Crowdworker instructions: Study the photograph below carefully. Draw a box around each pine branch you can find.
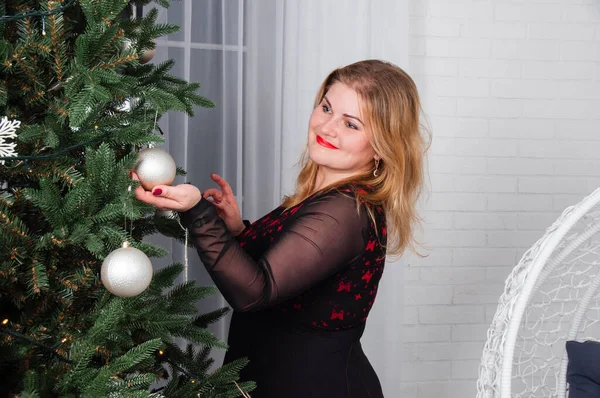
[46,1,67,81]
[0,130,112,161]
[0,205,30,240]
[95,54,138,71]
[192,307,230,329]
[27,260,49,295]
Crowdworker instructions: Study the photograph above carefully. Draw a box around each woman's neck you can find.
[313,167,355,192]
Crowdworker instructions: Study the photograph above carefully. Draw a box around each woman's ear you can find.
[374,154,381,161]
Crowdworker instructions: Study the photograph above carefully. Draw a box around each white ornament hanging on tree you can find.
[139,41,156,64]
[101,241,153,297]
[139,47,156,64]
[0,117,20,165]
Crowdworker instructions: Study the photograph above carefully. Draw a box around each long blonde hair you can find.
[281,59,430,257]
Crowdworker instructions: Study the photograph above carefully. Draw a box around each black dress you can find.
[181,185,387,398]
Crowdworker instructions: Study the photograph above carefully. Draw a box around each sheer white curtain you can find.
[153,0,409,393]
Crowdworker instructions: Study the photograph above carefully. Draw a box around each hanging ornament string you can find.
[173,216,189,284]
[153,112,188,283]
[145,110,188,283]
[126,185,133,237]
[234,381,251,398]
[153,111,159,138]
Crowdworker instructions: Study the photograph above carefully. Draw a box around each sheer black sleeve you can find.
[180,191,368,312]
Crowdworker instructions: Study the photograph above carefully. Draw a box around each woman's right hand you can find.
[203,173,246,236]
[131,171,202,212]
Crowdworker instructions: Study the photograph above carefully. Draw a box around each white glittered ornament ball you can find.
[101,242,153,297]
[134,148,177,191]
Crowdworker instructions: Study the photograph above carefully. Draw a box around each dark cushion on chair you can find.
[567,340,600,398]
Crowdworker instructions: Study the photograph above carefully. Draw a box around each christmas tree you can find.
[0,0,253,396]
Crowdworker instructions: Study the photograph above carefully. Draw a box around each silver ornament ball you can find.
[101,242,153,297]
[134,148,177,191]
[140,47,156,64]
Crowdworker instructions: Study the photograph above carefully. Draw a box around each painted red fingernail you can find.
[214,199,221,204]
[153,188,162,196]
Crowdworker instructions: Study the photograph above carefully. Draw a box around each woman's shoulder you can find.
[328,184,387,226]
[301,184,375,219]
[283,183,382,222]
[329,183,382,211]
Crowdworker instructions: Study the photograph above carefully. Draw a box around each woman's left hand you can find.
[132,171,202,212]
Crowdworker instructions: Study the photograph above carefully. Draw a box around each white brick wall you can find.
[406,1,600,396]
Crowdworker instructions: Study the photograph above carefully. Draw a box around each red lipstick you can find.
[316,135,338,150]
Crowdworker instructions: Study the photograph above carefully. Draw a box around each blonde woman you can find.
[134,59,428,398]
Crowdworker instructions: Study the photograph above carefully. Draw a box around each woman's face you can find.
[307,82,378,181]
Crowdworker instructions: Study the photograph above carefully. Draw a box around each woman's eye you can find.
[346,122,357,130]
[322,105,331,113]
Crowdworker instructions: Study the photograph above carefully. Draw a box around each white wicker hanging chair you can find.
[477,187,600,398]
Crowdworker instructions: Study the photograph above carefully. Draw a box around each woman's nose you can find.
[320,116,339,137]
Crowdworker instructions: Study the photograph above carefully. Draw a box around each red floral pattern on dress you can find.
[236,185,386,331]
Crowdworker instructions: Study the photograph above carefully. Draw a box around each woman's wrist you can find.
[231,221,247,236]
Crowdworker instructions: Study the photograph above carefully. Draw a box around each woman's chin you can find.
[308,153,329,168]
[308,144,331,163]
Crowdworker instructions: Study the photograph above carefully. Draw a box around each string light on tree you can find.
[100,241,153,297]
